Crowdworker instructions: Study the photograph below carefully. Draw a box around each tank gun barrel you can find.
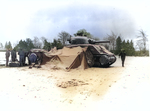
[88,40,110,44]
[94,41,110,44]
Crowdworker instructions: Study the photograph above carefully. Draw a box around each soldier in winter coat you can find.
[5,49,10,66]
[11,49,16,62]
[18,48,25,66]
[119,49,126,67]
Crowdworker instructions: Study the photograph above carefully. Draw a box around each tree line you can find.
[105,29,149,56]
[1,29,149,56]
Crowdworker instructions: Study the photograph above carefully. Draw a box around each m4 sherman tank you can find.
[67,36,116,67]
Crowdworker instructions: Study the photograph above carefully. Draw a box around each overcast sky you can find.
[0,0,150,47]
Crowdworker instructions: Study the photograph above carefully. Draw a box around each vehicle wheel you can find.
[85,49,94,67]
[99,55,109,67]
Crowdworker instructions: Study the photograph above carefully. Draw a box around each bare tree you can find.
[105,31,117,51]
[58,31,70,45]
[137,29,148,52]
[40,36,47,47]
[40,36,47,43]
[0,43,3,49]
[33,36,42,48]
[136,40,143,51]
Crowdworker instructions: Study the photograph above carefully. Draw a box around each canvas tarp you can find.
[42,46,89,71]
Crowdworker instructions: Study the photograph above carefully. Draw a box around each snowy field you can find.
[0,56,150,111]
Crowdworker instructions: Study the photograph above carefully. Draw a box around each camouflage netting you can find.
[31,47,89,71]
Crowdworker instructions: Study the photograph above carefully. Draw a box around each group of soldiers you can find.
[5,48,27,67]
[5,48,43,68]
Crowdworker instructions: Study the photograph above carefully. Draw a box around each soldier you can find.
[119,49,126,67]
[28,51,43,69]
[18,48,25,66]
[11,49,16,62]
[5,49,10,66]
[28,52,37,68]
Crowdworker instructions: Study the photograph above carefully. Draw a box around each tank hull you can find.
[66,44,116,67]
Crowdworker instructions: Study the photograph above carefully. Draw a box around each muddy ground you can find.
[0,56,150,111]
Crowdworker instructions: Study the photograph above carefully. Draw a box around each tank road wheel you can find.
[99,55,109,67]
[85,49,94,67]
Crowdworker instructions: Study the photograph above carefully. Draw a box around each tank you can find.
[67,36,116,67]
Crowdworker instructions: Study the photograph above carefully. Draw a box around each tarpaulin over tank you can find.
[31,46,89,71]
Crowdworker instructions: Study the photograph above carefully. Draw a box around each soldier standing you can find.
[18,48,25,66]
[119,49,126,67]
[5,49,10,66]
[11,49,16,62]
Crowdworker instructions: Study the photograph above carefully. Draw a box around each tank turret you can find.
[67,36,110,44]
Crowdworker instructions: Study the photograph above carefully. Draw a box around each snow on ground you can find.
[0,56,150,111]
